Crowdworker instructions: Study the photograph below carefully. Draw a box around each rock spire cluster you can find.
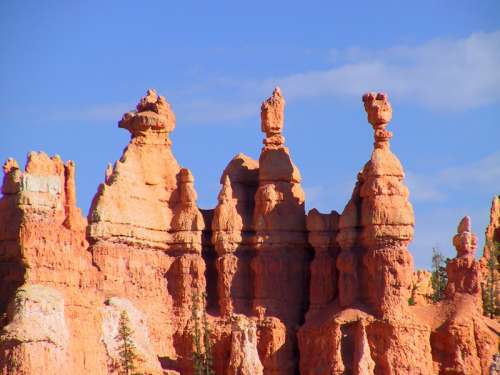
[0,88,498,375]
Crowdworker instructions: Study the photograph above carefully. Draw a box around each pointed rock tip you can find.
[458,216,472,233]
[179,167,194,183]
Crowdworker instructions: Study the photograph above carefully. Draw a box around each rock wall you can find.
[0,88,498,374]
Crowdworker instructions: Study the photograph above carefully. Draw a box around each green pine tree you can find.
[191,293,204,375]
[431,247,448,302]
[483,240,499,318]
[201,292,214,375]
[116,310,142,375]
[190,291,214,375]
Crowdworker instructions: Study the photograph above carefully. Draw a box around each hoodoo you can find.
[0,88,498,375]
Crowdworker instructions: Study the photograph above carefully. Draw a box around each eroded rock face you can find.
[88,89,182,248]
[306,208,340,315]
[227,315,263,375]
[101,297,163,375]
[0,285,69,375]
[481,196,500,311]
[250,88,311,374]
[0,88,498,375]
[299,93,498,375]
[484,195,500,260]
[411,270,433,305]
[430,217,498,375]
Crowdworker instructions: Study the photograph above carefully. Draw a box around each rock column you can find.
[251,88,310,374]
[359,92,414,318]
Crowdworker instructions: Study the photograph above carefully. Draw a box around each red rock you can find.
[227,315,263,375]
[411,270,433,305]
[306,208,340,314]
[0,88,498,375]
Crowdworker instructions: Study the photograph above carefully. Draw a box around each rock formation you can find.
[431,216,498,374]
[250,87,310,374]
[411,270,433,305]
[227,315,263,375]
[481,195,500,314]
[484,195,500,261]
[0,88,498,375]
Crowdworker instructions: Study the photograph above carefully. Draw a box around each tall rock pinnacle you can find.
[251,88,310,373]
[88,89,184,248]
[261,87,286,149]
[335,92,415,316]
[360,92,414,317]
[360,92,414,248]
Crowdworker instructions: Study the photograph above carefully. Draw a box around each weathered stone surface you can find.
[0,285,69,375]
[299,93,498,375]
[411,270,433,305]
[88,89,184,249]
[227,315,263,375]
[1,88,498,375]
[250,88,310,373]
[101,297,163,375]
[306,208,340,314]
[484,195,500,259]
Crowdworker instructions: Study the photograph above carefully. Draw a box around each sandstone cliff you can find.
[0,89,498,374]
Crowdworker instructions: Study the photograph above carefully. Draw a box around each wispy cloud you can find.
[439,151,500,186]
[407,151,500,202]
[406,172,445,202]
[273,31,500,110]
[45,30,500,124]
[191,30,500,122]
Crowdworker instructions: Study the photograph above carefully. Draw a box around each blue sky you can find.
[1,1,499,269]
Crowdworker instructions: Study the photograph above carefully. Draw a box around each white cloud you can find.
[45,30,500,124]
[274,31,500,110]
[406,151,500,202]
[406,172,445,202]
[184,30,500,122]
[440,151,500,187]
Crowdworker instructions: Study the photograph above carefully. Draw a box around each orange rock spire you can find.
[362,92,393,149]
[1,87,498,375]
[260,87,285,148]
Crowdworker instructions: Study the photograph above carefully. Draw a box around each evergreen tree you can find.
[191,293,204,375]
[201,292,214,375]
[190,291,214,375]
[483,240,499,318]
[431,247,448,302]
[116,310,142,375]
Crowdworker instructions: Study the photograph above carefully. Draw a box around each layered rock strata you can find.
[0,88,498,375]
[0,152,106,375]
[431,216,498,374]
[88,89,206,373]
[250,88,311,374]
[298,93,498,375]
